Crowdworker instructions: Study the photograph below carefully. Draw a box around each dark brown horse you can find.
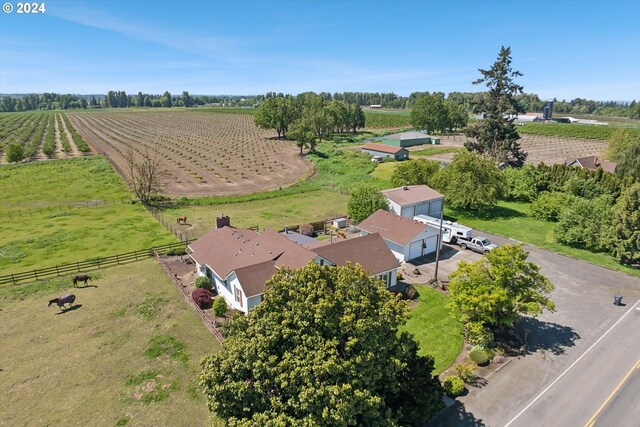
[48,294,76,310]
[177,216,187,224]
[73,274,91,287]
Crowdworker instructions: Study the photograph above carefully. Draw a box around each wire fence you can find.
[2,197,131,218]
[0,240,191,286]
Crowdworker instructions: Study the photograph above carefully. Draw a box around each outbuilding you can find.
[361,143,409,160]
[380,131,439,147]
[357,210,442,262]
[382,185,444,219]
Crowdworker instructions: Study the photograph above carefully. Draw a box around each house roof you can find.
[281,230,318,246]
[383,131,431,140]
[357,210,433,246]
[361,143,406,154]
[382,185,444,206]
[188,227,316,278]
[565,156,617,173]
[233,260,278,297]
[313,233,400,275]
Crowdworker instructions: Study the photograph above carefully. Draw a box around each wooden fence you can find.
[0,240,191,286]
[154,249,224,343]
[280,215,349,234]
[4,198,130,218]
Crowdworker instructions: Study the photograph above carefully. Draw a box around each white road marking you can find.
[503,297,640,427]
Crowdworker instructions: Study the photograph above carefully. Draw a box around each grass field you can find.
[0,157,175,273]
[369,162,398,182]
[410,146,460,156]
[401,286,463,374]
[447,201,640,278]
[0,259,221,427]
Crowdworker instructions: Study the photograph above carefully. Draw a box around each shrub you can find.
[402,284,418,300]
[166,247,187,256]
[555,195,615,251]
[455,361,477,383]
[213,297,228,317]
[396,272,404,281]
[443,375,465,397]
[298,223,315,237]
[465,321,494,347]
[500,165,538,202]
[530,192,573,222]
[192,288,213,309]
[5,143,25,163]
[195,276,213,291]
[469,349,490,366]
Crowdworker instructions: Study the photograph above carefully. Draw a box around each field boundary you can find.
[0,240,190,286]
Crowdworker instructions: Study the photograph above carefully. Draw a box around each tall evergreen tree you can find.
[464,46,528,166]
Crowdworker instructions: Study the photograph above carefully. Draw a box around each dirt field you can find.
[67,110,313,197]
[409,133,607,165]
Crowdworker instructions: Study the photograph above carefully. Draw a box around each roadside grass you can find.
[400,285,463,374]
[0,157,175,272]
[410,146,460,156]
[163,190,349,239]
[0,259,221,427]
[447,201,640,278]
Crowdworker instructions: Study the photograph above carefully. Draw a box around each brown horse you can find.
[177,216,187,224]
[73,274,91,287]
[48,294,76,310]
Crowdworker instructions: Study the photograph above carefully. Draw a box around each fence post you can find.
[12,274,16,285]
[116,253,120,265]
[76,261,80,272]
[56,265,60,276]
[34,269,38,281]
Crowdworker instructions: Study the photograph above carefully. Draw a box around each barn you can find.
[361,143,409,160]
[380,131,440,147]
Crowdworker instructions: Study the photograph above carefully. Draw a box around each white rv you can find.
[413,215,473,244]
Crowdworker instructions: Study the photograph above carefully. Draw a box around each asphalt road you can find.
[593,360,640,427]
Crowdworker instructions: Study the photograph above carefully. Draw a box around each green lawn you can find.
[163,190,349,240]
[0,157,175,273]
[410,146,460,156]
[369,162,398,183]
[447,201,640,278]
[400,286,463,374]
[0,259,221,427]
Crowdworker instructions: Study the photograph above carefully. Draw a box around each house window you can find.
[379,272,391,287]
[234,286,243,307]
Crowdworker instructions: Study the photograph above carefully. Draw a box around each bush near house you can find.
[192,288,213,309]
[195,276,213,291]
[212,298,228,317]
[469,348,491,366]
[443,375,465,397]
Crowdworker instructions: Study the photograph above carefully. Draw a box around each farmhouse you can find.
[380,131,440,147]
[357,210,442,262]
[565,155,617,173]
[189,221,400,313]
[361,143,409,160]
[382,185,444,218]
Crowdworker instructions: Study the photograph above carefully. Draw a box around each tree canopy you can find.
[434,149,501,211]
[347,184,389,222]
[391,158,441,188]
[447,244,555,345]
[612,183,640,265]
[464,46,528,167]
[200,263,444,426]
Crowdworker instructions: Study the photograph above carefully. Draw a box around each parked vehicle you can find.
[414,215,473,244]
[371,156,384,163]
[458,236,497,254]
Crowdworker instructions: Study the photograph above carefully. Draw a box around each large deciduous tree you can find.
[254,96,298,139]
[124,148,169,206]
[200,263,444,426]
[464,46,528,167]
[448,244,555,345]
[410,94,448,134]
[611,183,640,265]
[391,158,441,187]
[433,149,501,211]
[347,183,389,222]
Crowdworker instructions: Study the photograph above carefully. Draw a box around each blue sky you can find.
[1,0,638,100]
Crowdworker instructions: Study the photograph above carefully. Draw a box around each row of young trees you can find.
[253,93,366,153]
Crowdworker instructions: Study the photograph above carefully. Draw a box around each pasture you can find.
[0,157,175,273]
[67,109,312,197]
[0,259,221,427]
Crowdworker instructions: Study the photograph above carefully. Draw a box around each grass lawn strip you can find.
[0,259,221,427]
[400,285,463,374]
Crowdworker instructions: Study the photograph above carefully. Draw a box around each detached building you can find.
[361,143,409,160]
[565,156,617,173]
[380,131,440,147]
[382,185,444,218]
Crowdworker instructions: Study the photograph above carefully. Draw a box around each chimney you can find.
[216,213,230,229]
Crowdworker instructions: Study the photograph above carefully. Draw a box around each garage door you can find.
[409,241,423,260]
[423,236,438,255]
[401,206,414,218]
[416,202,430,216]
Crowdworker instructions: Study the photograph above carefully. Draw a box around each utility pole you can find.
[434,207,444,283]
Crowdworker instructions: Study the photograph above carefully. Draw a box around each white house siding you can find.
[246,294,263,311]
[394,199,443,219]
[227,273,247,313]
[388,200,402,216]
[375,269,397,288]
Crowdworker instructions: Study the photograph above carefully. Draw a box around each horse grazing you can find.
[177,216,187,224]
[48,294,76,310]
[72,274,92,287]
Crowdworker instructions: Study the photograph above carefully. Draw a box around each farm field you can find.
[400,285,463,374]
[0,259,221,427]
[67,109,313,197]
[519,122,640,140]
[0,111,92,164]
[0,157,175,273]
[162,190,350,240]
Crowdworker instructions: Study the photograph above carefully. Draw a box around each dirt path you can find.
[53,114,65,159]
[57,113,81,157]
[33,117,49,160]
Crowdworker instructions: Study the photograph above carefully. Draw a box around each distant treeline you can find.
[2,90,639,119]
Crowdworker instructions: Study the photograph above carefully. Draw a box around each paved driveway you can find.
[408,233,640,427]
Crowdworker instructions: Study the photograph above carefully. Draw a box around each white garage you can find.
[383,185,444,219]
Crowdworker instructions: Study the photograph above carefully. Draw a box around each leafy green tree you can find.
[391,159,441,187]
[347,184,389,222]
[446,101,469,132]
[302,94,331,142]
[616,138,640,180]
[555,195,614,251]
[448,244,555,345]
[605,129,633,162]
[200,263,444,426]
[530,192,575,222]
[434,150,501,211]
[254,96,298,139]
[410,94,448,134]
[350,104,366,132]
[288,118,316,154]
[464,46,528,166]
[500,165,538,201]
[5,143,25,163]
[611,183,640,265]
[160,91,172,108]
[182,91,193,107]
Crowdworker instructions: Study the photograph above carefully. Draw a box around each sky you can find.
[1,0,639,100]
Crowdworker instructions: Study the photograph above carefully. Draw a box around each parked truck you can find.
[458,236,497,254]
[413,215,473,244]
